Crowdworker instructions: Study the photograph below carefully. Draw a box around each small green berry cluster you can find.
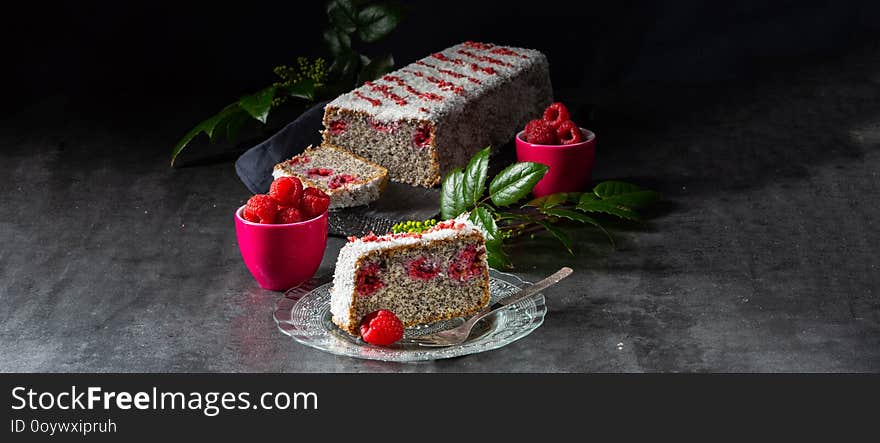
[272,57,328,107]
[391,219,438,234]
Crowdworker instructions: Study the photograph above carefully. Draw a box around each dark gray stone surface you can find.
[2,47,879,373]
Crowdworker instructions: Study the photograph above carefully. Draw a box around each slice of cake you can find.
[273,144,388,209]
[330,218,491,335]
[322,41,553,187]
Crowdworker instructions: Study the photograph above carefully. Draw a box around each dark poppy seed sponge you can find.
[330,218,491,336]
[321,41,553,187]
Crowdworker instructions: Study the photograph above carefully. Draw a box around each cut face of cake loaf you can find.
[330,218,491,335]
[322,41,553,187]
[273,144,388,209]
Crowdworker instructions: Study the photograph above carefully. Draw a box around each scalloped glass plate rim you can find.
[273,269,547,362]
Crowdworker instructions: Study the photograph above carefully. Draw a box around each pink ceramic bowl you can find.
[234,206,328,291]
[515,128,596,197]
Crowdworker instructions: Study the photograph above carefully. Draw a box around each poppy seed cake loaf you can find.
[322,41,553,187]
[272,144,388,209]
[330,218,490,335]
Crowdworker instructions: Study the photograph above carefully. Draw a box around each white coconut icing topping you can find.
[326,41,547,123]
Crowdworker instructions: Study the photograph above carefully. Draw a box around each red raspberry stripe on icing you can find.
[382,75,444,102]
[431,52,464,65]
[353,91,382,106]
[415,61,481,84]
[402,70,466,96]
[463,41,494,50]
[431,53,498,75]
[490,47,528,58]
[456,49,514,67]
[364,81,408,106]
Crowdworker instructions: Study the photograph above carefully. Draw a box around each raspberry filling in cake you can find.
[330,218,491,335]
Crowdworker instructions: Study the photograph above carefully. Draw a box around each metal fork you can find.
[410,267,573,347]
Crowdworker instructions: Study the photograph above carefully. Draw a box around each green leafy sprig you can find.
[170,0,403,166]
[324,0,401,90]
[439,147,662,269]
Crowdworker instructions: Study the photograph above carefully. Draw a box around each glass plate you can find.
[273,270,547,362]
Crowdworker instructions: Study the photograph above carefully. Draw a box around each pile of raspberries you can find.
[522,102,586,145]
[241,177,330,224]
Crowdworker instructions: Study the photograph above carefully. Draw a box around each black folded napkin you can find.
[235,101,441,237]
[235,101,329,195]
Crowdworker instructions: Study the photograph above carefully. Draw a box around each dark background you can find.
[6,1,880,134]
[2,1,879,373]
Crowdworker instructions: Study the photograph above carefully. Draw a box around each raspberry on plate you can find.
[359,309,404,346]
[276,207,304,224]
[542,102,570,129]
[269,176,303,208]
[301,187,331,219]
[524,119,559,145]
[556,120,585,144]
[243,194,278,224]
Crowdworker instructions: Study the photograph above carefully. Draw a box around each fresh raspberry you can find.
[329,119,347,135]
[359,310,404,346]
[413,124,432,148]
[328,174,357,189]
[556,120,585,145]
[307,168,333,177]
[355,262,384,298]
[524,119,558,145]
[241,207,260,223]
[276,207,303,224]
[407,256,441,280]
[243,194,278,224]
[300,187,330,219]
[448,244,483,282]
[542,102,570,129]
[269,176,304,208]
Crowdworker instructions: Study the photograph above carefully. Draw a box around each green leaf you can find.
[524,192,582,209]
[238,86,276,123]
[323,28,352,56]
[545,208,615,246]
[489,162,549,207]
[356,53,395,85]
[356,4,402,43]
[222,110,250,142]
[286,78,317,101]
[327,0,357,33]
[577,195,641,221]
[494,211,528,222]
[593,181,643,198]
[170,104,238,166]
[462,147,490,207]
[602,191,662,209]
[579,193,598,203]
[592,180,661,209]
[485,241,512,270]
[541,208,596,224]
[329,51,360,79]
[468,206,500,246]
[535,220,573,254]
[440,168,467,220]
